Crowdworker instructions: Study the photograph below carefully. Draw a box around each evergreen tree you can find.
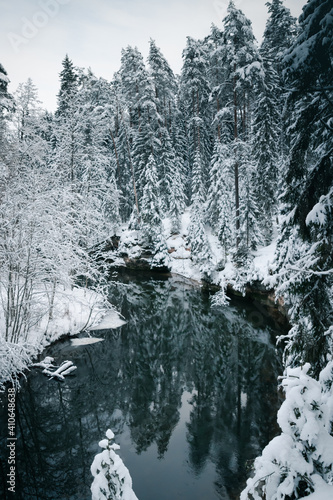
[120,46,161,199]
[261,0,298,77]
[120,46,157,132]
[91,429,138,500]
[56,54,78,116]
[180,36,212,197]
[207,23,226,142]
[77,71,121,241]
[253,0,298,241]
[206,141,234,263]
[53,66,121,248]
[132,115,161,198]
[241,362,333,500]
[148,39,178,131]
[188,201,213,280]
[252,59,280,242]
[239,143,263,252]
[157,127,183,213]
[188,147,212,278]
[169,155,186,234]
[0,63,13,114]
[140,154,170,269]
[170,99,190,200]
[220,0,263,248]
[109,73,138,221]
[275,0,333,375]
[191,147,206,207]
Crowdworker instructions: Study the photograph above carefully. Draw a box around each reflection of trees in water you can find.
[118,278,187,457]
[183,296,281,499]
[0,275,281,499]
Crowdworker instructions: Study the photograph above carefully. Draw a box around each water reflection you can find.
[0,273,282,500]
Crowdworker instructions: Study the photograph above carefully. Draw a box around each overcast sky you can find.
[1,0,304,111]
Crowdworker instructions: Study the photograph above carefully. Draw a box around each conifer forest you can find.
[0,0,333,498]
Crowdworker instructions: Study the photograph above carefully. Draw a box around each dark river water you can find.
[0,272,283,500]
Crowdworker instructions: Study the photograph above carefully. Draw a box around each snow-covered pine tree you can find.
[140,154,170,269]
[0,63,13,115]
[109,73,139,222]
[91,429,138,500]
[148,39,178,131]
[261,0,298,82]
[252,0,298,242]
[179,36,212,201]
[275,0,333,375]
[120,46,153,131]
[207,23,226,143]
[260,0,298,136]
[170,98,190,201]
[252,58,280,243]
[239,142,264,253]
[191,147,206,207]
[147,40,186,217]
[75,70,121,244]
[187,147,213,278]
[120,46,161,199]
[188,200,213,280]
[241,363,333,500]
[56,54,78,117]
[132,115,161,200]
[220,0,263,249]
[169,161,186,234]
[53,64,121,248]
[206,140,233,262]
[158,126,185,216]
[52,55,82,187]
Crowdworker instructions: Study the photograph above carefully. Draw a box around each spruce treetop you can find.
[56,54,78,116]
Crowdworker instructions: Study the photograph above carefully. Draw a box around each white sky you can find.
[1,0,304,111]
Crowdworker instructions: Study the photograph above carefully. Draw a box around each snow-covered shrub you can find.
[91,429,138,500]
[0,338,34,391]
[211,276,230,307]
[241,362,333,500]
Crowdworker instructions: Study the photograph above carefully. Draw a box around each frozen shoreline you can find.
[0,286,123,391]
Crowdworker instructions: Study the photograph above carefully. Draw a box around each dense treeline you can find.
[0,0,332,496]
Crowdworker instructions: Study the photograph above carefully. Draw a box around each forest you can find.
[0,0,332,498]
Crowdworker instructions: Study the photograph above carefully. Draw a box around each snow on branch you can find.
[32,357,77,381]
[91,429,138,500]
[285,266,333,277]
[241,362,333,500]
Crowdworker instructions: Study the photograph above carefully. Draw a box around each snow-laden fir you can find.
[91,429,138,500]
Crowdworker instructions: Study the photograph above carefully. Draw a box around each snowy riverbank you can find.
[0,286,121,390]
[107,211,278,300]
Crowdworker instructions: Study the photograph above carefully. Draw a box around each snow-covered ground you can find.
[114,212,278,294]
